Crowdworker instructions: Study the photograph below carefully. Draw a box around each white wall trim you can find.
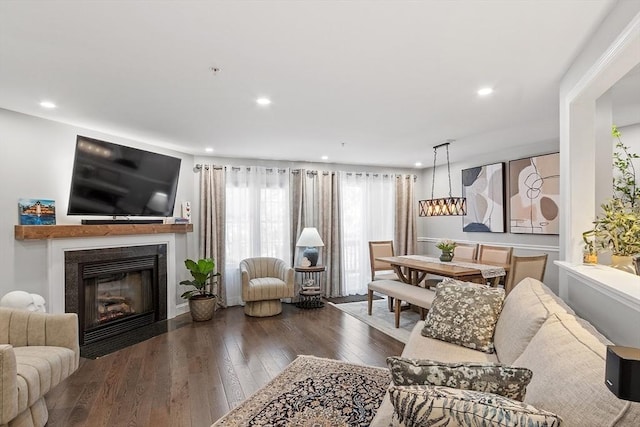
[176,302,190,316]
[567,12,640,103]
[556,261,640,312]
[418,237,559,253]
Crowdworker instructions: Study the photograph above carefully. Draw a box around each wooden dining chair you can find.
[453,243,478,261]
[478,245,513,265]
[505,254,549,295]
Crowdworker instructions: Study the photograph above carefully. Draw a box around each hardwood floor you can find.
[46,302,405,427]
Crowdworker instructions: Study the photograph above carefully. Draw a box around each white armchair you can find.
[240,257,295,317]
[0,308,79,427]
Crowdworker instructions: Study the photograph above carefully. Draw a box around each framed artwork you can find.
[18,198,56,225]
[509,153,560,234]
[462,162,505,232]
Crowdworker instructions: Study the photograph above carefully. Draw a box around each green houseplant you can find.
[436,239,457,262]
[584,126,640,273]
[180,258,220,321]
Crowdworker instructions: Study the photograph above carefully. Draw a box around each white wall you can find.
[558,2,640,347]
[0,108,198,307]
[417,139,561,292]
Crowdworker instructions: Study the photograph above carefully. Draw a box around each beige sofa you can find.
[370,278,640,426]
[0,308,79,427]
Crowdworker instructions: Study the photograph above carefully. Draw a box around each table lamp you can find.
[296,227,324,266]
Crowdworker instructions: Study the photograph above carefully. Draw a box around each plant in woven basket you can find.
[180,258,220,321]
[180,258,219,299]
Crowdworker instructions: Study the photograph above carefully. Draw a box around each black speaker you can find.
[605,345,640,402]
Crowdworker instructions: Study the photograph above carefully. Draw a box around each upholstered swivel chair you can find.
[240,257,295,317]
[505,254,548,295]
[0,308,79,427]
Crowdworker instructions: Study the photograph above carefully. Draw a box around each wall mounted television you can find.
[67,135,181,218]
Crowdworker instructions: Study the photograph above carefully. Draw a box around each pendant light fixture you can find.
[419,140,467,216]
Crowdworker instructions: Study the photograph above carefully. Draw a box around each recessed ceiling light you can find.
[415,162,422,167]
[477,87,494,96]
[205,147,214,153]
[39,100,57,109]
[256,97,271,106]
[321,155,329,160]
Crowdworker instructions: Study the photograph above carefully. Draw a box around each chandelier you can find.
[419,140,467,217]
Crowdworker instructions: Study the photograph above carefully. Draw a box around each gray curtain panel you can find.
[198,165,227,307]
[294,170,343,297]
[395,174,417,256]
[290,169,306,267]
[317,171,343,298]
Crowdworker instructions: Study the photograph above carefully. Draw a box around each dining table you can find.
[375,255,510,287]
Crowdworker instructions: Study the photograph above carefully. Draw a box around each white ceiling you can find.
[0,0,619,168]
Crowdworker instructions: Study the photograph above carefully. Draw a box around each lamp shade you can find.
[296,227,325,247]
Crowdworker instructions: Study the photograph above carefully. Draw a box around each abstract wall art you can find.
[509,153,560,234]
[462,162,505,232]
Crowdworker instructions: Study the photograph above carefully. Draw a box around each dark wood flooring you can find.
[46,302,405,427]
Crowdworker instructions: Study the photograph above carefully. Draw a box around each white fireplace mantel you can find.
[48,234,178,319]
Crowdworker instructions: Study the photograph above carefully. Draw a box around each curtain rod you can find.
[196,165,416,180]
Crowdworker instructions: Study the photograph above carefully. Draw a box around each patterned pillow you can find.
[389,385,562,427]
[421,281,505,353]
[386,357,533,401]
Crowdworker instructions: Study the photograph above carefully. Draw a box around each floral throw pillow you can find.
[386,357,533,401]
[389,385,562,427]
[421,281,505,353]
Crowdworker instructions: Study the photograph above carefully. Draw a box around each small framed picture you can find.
[18,198,56,225]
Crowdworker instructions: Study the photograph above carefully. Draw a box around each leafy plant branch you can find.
[612,125,639,207]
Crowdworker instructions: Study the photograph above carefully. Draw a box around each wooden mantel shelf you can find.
[15,223,193,240]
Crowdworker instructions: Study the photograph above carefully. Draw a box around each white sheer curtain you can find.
[340,172,395,295]
[224,166,291,306]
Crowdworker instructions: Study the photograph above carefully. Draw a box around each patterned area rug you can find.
[212,355,391,426]
[329,299,420,344]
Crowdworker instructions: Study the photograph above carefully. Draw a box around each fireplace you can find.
[65,244,168,346]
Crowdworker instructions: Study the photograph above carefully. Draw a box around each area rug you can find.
[325,294,381,304]
[212,355,391,426]
[328,298,420,344]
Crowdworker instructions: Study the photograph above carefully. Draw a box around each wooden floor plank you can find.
[46,302,405,426]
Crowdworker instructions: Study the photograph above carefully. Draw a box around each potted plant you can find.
[436,239,457,262]
[180,258,220,321]
[581,231,598,264]
[583,126,640,273]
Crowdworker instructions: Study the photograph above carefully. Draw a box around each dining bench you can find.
[367,280,436,328]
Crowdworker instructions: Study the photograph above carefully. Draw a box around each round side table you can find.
[295,265,325,309]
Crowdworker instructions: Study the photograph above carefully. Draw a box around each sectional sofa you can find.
[370,278,640,426]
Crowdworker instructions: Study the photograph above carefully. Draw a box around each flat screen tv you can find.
[67,135,181,217]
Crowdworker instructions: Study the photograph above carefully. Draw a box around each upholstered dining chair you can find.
[368,241,399,281]
[452,243,479,261]
[368,240,401,311]
[504,254,548,295]
[240,257,295,317]
[478,245,513,265]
